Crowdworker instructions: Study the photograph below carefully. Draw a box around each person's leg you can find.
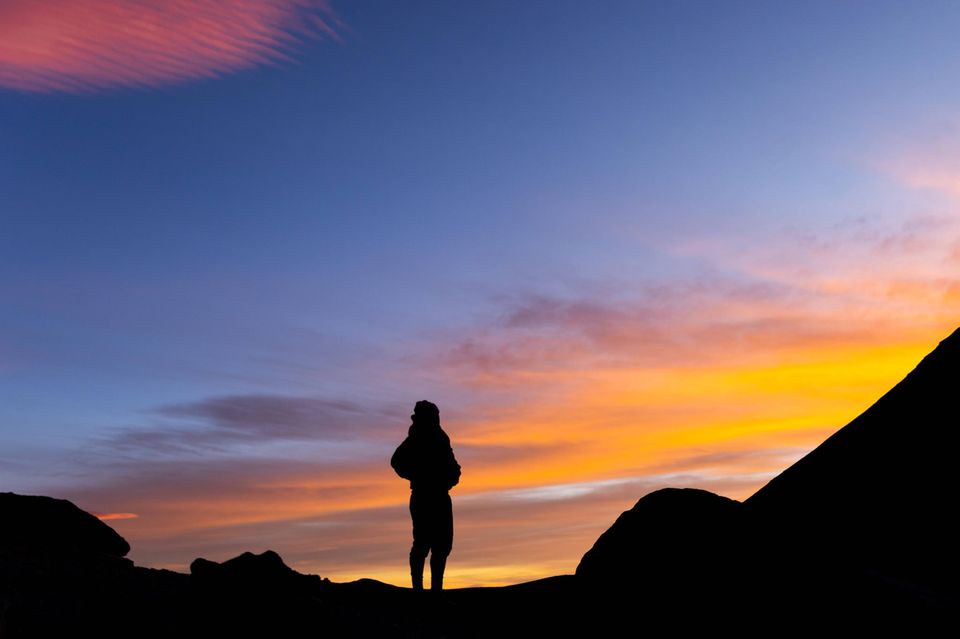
[409,492,430,590]
[410,546,427,590]
[430,492,454,591]
[430,552,447,591]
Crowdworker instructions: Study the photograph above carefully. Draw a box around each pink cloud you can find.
[0,0,339,93]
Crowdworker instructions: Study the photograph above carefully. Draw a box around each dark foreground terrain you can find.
[4,328,960,637]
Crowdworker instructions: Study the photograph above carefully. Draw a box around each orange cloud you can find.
[0,0,339,93]
[94,512,139,520]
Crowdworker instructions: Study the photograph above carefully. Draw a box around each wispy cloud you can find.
[94,512,139,521]
[0,0,340,93]
[89,393,403,456]
[434,281,875,381]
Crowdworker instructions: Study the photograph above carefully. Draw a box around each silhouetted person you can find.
[390,400,461,591]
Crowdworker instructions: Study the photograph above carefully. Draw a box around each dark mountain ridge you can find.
[745,327,960,587]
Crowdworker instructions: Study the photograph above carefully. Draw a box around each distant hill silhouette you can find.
[3,327,960,636]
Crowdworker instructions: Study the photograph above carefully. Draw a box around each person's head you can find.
[411,400,440,429]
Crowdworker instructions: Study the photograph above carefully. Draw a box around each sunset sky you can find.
[2,0,959,587]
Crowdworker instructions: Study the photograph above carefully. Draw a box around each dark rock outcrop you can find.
[0,492,130,557]
[0,494,186,638]
[745,326,960,589]
[574,488,746,629]
[187,550,329,635]
[190,548,325,601]
[576,487,743,584]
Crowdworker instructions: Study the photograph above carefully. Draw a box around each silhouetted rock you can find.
[575,487,745,627]
[0,493,186,638]
[745,326,960,590]
[0,492,130,557]
[188,550,328,635]
[576,487,742,583]
[190,549,323,595]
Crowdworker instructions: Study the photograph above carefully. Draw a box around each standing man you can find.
[390,400,461,591]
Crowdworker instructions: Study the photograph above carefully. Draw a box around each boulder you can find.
[0,492,130,557]
[576,487,743,587]
[190,549,323,596]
